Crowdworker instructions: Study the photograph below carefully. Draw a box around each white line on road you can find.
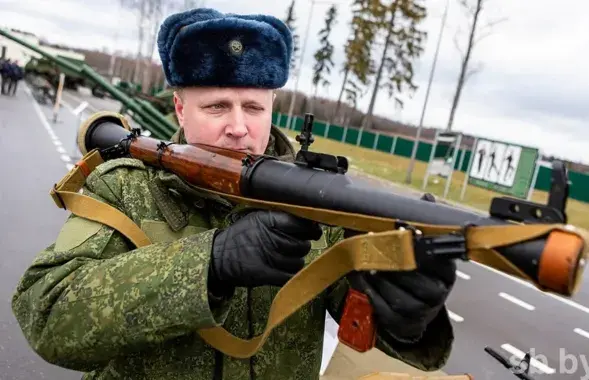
[456,270,470,280]
[470,261,589,314]
[62,91,98,113]
[574,327,589,339]
[447,310,464,322]
[24,83,74,173]
[499,292,535,311]
[500,344,555,374]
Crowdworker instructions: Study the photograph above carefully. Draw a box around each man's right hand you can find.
[207,210,323,296]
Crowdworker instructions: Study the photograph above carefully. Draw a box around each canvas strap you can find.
[50,149,588,363]
[50,149,152,248]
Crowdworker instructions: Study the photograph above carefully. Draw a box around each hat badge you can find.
[229,39,243,55]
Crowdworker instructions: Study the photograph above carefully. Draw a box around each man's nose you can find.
[225,109,248,138]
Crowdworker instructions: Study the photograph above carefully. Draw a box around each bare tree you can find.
[121,0,205,92]
[446,0,506,131]
[142,0,165,92]
[120,0,147,85]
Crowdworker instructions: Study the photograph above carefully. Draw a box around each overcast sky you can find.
[2,0,589,164]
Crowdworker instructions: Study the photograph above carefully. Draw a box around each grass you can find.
[280,128,589,231]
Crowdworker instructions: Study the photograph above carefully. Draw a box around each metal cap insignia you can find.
[229,39,243,55]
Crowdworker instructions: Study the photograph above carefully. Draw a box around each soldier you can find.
[11,7,457,380]
[0,58,11,95]
[6,59,23,96]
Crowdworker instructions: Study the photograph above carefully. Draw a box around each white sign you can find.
[427,157,453,177]
[470,139,521,187]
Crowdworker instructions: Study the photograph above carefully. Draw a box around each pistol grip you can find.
[337,288,376,352]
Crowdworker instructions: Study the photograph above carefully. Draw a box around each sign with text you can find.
[468,138,538,198]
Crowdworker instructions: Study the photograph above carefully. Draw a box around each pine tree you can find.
[383,0,427,106]
[312,5,338,94]
[332,0,384,123]
[310,5,338,114]
[361,0,427,129]
[283,0,300,75]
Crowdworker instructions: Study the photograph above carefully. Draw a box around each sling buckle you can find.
[414,233,468,260]
[395,220,470,261]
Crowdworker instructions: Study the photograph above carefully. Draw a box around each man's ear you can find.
[272,91,277,102]
[173,91,184,127]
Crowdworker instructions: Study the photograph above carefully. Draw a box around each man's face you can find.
[174,86,274,155]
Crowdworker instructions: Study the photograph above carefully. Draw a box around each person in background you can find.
[6,60,24,96]
[0,58,12,95]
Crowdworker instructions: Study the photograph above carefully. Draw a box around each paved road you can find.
[2,84,589,380]
[0,84,84,379]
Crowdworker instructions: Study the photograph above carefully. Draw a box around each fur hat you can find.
[157,8,293,89]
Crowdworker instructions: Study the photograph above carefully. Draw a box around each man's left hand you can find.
[345,192,457,343]
[350,256,456,343]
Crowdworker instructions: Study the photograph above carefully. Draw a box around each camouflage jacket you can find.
[11,125,454,380]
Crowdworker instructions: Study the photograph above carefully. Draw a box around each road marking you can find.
[470,261,589,314]
[500,344,555,374]
[499,292,535,310]
[456,270,470,280]
[447,310,464,322]
[574,327,589,339]
[62,91,98,113]
[24,82,73,173]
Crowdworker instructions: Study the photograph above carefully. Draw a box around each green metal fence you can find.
[272,112,589,204]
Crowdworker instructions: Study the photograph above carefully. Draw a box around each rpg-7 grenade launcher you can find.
[292,114,581,380]
[53,111,587,379]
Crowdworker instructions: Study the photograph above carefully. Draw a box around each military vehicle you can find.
[24,55,86,90]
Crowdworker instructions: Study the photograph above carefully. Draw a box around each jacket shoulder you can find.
[91,157,147,178]
[84,157,154,208]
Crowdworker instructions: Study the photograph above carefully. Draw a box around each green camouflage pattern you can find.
[11,125,454,379]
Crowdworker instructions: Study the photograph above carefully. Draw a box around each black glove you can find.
[348,192,457,343]
[208,210,323,296]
